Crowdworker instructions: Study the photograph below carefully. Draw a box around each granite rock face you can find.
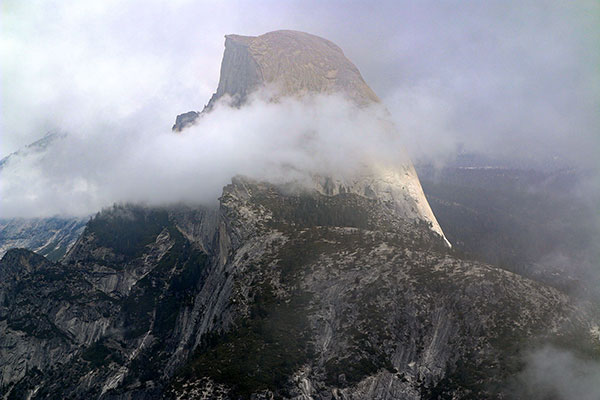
[1,181,597,399]
[0,217,87,261]
[165,179,597,400]
[173,30,379,131]
[174,30,448,245]
[210,30,380,107]
[0,205,217,399]
[1,31,598,400]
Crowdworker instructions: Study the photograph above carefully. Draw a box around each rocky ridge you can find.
[1,30,598,400]
[173,29,448,245]
[1,180,597,399]
[0,217,87,261]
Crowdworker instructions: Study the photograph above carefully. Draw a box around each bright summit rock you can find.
[173,29,379,129]
[174,30,449,244]
[213,30,380,106]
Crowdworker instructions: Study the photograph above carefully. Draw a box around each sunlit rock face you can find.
[3,30,597,400]
[208,30,380,107]
[173,30,378,124]
[175,30,449,245]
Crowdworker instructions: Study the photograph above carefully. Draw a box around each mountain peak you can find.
[215,30,379,105]
[171,30,449,245]
[173,30,379,131]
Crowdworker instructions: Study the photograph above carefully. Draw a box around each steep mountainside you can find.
[1,30,598,400]
[0,217,87,261]
[173,29,448,245]
[1,181,597,399]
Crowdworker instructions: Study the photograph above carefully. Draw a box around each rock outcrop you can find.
[173,30,379,131]
[1,30,598,400]
[174,29,448,245]
[1,181,597,399]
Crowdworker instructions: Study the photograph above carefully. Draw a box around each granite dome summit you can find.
[174,30,449,245]
[1,29,599,400]
[173,30,379,130]
[215,30,380,105]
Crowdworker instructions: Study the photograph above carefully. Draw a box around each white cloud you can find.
[2,0,598,166]
[514,345,600,400]
[1,0,598,216]
[0,93,405,218]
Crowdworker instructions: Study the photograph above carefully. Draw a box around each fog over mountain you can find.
[2,0,598,167]
[1,2,599,399]
[2,0,598,217]
[1,94,410,217]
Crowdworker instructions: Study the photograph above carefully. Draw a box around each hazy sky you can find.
[2,0,598,164]
[1,0,599,218]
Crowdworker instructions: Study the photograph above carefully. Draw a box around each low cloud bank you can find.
[0,93,407,218]
[3,1,598,170]
[512,345,600,400]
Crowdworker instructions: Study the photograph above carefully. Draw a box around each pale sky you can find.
[2,0,598,166]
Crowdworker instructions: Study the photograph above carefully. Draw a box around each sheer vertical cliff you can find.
[174,30,449,246]
[207,30,380,107]
[1,30,598,400]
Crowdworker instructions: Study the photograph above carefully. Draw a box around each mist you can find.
[2,0,597,266]
[0,93,404,218]
[2,0,598,169]
[2,2,600,396]
[511,345,600,400]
